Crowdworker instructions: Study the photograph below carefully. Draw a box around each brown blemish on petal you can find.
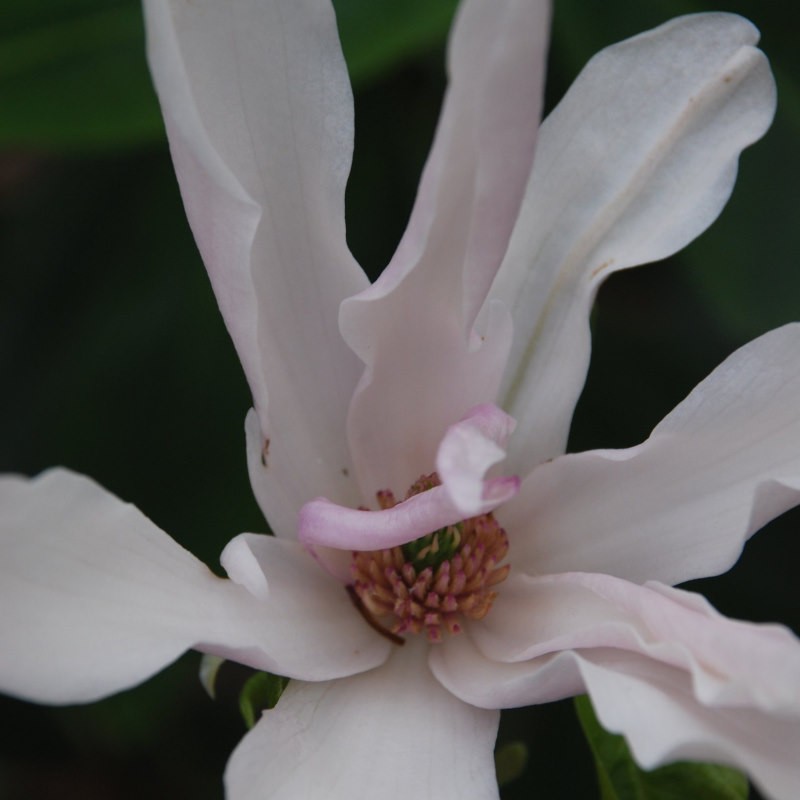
[591,258,615,279]
[261,438,270,468]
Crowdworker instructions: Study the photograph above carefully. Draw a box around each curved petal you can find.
[340,0,549,499]
[504,324,800,585]
[225,642,500,800]
[213,533,391,678]
[300,405,519,551]
[0,470,388,705]
[143,0,369,538]
[581,652,800,800]
[437,403,518,515]
[471,573,800,715]
[299,480,517,552]
[432,641,800,799]
[490,13,776,472]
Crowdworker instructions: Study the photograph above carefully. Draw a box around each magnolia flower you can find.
[2,1,799,798]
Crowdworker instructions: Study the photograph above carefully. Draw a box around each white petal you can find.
[431,634,585,709]
[472,573,800,715]
[0,469,217,704]
[490,13,776,471]
[505,324,800,585]
[143,0,369,537]
[213,533,391,680]
[581,652,800,800]
[0,470,388,704]
[339,0,549,499]
[224,642,500,800]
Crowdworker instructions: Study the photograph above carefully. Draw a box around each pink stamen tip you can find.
[426,626,443,644]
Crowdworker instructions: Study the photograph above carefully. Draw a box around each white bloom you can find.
[2,2,799,799]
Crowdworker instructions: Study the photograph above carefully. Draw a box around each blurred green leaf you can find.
[334,0,457,86]
[0,0,456,151]
[683,66,800,339]
[495,740,528,787]
[575,696,749,800]
[239,672,289,730]
[0,0,163,149]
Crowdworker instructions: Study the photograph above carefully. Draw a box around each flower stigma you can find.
[349,473,510,644]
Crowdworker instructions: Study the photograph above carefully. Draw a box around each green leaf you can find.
[494,740,528,788]
[0,0,163,149]
[333,0,457,87]
[239,672,290,730]
[1,0,457,150]
[575,695,749,800]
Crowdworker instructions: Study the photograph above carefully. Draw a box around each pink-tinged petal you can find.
[505,324,800,585]
[340,0,549,500]
[0,470,388,704]
[437,404,518,515]
[471,572,800,715]
[143,0,369,538]
[225,642,500,800]
[490,13,776,472]
[432,632,800,798]
[581,653,800,800]
[299,477,517,553]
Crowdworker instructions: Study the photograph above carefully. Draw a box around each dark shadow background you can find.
[1,0,798,797]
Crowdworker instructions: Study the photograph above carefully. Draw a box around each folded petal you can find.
[472,572,800,715]
[225,643,500,800]
[490,13,776,472]
[437,404,518,515]
[581,652,800,800]
[504,324,800,585]
[143,0,369,538]
[432,619,800,799]
[340,0,548,499]
[0,469,388,704]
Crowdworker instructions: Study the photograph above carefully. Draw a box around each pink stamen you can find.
[349,472,510,644]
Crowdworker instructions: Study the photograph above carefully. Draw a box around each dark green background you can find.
[1,1,797,797]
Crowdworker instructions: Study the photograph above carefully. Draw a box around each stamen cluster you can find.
[350,474,510,643]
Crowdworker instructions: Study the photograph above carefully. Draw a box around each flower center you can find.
[350,473,510,644]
